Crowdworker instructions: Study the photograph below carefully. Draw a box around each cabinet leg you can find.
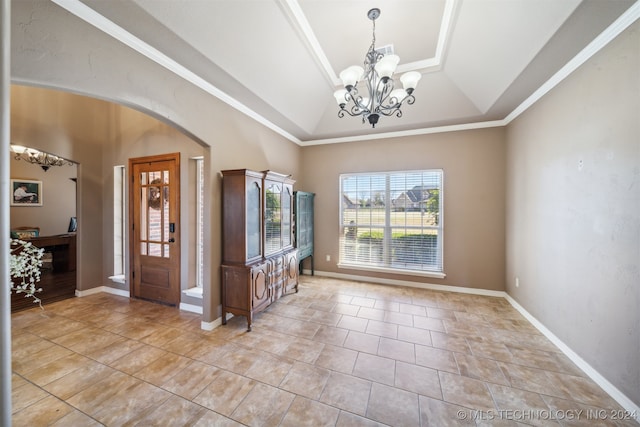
[311,255,314,276]
[247,315,252,332]
[222,310,227,325]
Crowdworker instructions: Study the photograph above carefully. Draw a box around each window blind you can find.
[339,170,443,273]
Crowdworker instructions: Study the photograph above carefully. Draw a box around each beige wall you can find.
[505,22,639,405]
[11,85,109,293]
[10,157,77,236]
[300,127,506,291]
[10,85,301,323]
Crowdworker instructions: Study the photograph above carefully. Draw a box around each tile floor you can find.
[10,276,638,426]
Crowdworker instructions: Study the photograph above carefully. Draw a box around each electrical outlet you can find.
[515,277,520,288]
[326,255,331,262]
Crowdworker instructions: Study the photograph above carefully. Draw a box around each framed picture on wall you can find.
[10,179,42,206]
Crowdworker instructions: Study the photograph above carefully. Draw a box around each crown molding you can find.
[50,0,639,147]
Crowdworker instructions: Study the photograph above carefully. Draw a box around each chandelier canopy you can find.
[10,145,74,172]
[334,8,422,128]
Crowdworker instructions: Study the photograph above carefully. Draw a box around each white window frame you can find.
[338,169,445,279]
[111,165,126,283]
[195,157,204,288]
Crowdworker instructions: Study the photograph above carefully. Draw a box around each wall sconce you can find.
[10,145,74,172]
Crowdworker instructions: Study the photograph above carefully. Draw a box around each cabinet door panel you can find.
[252,267,268,302]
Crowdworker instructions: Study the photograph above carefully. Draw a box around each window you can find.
[339,170,443,277]
[112,165,126,281]
[195,157,204,288]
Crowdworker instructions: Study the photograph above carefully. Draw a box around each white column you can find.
[0,0,11,424]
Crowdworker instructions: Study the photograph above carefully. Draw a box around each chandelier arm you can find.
[334,7,419,128]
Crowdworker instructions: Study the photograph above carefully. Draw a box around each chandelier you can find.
[333,8,422,128]
[10,145,74,172]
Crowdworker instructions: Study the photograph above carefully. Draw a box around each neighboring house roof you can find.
[342,194,357,208]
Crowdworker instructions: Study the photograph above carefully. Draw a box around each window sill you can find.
[337,263,446,279]
[108,274,126,285]
[183,287,203,299]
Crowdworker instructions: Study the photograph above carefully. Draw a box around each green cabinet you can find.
[294,191,314,275]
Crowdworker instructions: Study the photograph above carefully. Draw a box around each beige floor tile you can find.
[64,369,136,411]
[467,337,515,362]
[395,361,442,399]
[415,344,459,374]
[377,337,416,363]
[43,361,115,400]
[12,343,74,375]
[11,276,627,427]
[352,352,395,385]
[542,395,635,427]
[139,326,184,347]
[366,382,420,427]
[52,327,122,355]
[109,343,167,375]
[343,330,380,354]
[398,325,433,346]
[280,361,331,399]
[384,310,414,326]
[161,359,221,400]
[320,371,372,416]
[314,344,359,374]
[336,411,388,427]
[426,307,457,320]
[332,302,360,316]
[280,396,340,427]
[90,379,172,425]
[12,380,50,414]
[192,410,245,427]
[310,310,343,327]
[49,409,104,426]
[351,296,377,308]
[133,351,193,386]
[413,315,446,332]
[230,382,295,427]
[375,299,400,312]
[312,324,349,346]
[357,306,386,321]
[84,335,146,364]
[243,351,293,386]
[23,352,94,387]
[12,395,74,427]
[431,330,471,354]
[366,319,398,338]
[276,337,324,364]
[418,395,476,427]
[488,383,555,427]
[127,394,208,426]
[337,314,369,332]
[399,302,427,316]
[455,352,510,385]
[193,370,256,416]
[439,371,496,412]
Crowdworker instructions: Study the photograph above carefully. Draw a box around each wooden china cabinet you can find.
[221,169,298,331]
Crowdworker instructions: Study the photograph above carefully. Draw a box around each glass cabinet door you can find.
[246,181,262,259]
[282,186,292,248]
[265,182,282,255]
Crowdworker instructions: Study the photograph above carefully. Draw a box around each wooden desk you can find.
[11,234,77,312]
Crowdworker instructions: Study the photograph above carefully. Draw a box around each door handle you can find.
[168,238,175,243]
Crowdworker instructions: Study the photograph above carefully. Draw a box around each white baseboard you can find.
[505,294,640,420]
[310,269,507,298]
[179,302,203,314]
[75,286,130,298]
[201,312,233,331]
[310,270,639,418]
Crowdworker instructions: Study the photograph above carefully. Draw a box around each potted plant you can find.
[9,239,44,306]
